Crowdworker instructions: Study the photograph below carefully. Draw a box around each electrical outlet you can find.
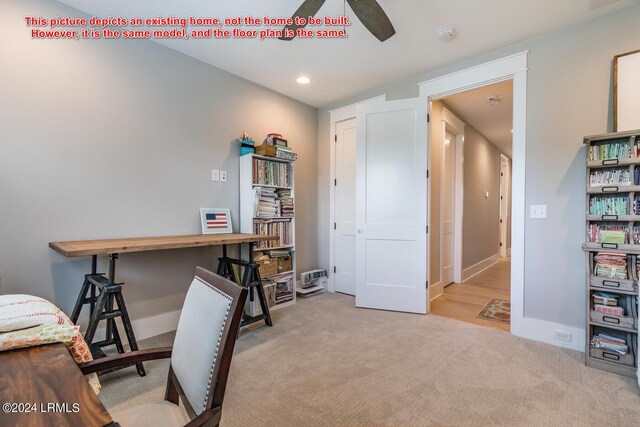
[553,329,572,342]
[220,170,227,182]
[530,205,547,219]
[211,169,220,182]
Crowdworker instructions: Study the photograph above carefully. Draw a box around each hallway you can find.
[430,258,511,332]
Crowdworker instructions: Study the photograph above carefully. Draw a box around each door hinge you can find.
[500,242,503,247]
[426,225,429,234]
[334,179,337,186]
[500,219,503,224]
[501,172,504,176]
[334,135,337,142]
[334,266,337,273]
[426,280,429,288]
[427,113,430,123]
[426,170,429,179]
[334,222,337,230]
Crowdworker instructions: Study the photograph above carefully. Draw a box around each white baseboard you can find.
[429,280,443,301]
[131,309,181,341]
[512,317,585,352]
[462,253,501,282]
[78,309,181,342]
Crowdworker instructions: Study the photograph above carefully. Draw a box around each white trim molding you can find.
[78,308,181,342]
[462,253,501,282]
[441,108,465,285]
[419,51,529,343]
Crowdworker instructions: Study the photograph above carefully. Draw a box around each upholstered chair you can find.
[81,267,247,427]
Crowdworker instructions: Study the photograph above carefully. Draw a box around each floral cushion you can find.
[0,294,100,393]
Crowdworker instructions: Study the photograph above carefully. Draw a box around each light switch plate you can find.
[211,169,220,182]
[530,205,547,219]
[220,170,227,182]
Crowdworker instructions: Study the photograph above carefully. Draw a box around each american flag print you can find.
[206,212,228,229]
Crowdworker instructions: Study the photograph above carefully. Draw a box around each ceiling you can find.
[443,80,513,157]
[55,0,636,107]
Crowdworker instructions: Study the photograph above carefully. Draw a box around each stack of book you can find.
[589,195,629,216]
[274,274,294,304]
[590,332,629,355]
[255,188,278,217]
[589,139,631,161]
[277,189,294,217]
[594,252,628,279]
[588,224,629,244]
[590,168,631,186]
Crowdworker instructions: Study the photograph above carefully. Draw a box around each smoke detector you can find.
[487,95,501,106]
[437,27,456,41]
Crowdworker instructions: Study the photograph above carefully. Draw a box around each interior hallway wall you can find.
[428,101,504,288]
[0,0,318,332]
[318,3,640,329]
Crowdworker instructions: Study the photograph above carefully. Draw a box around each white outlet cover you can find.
[220,170,227,182]
[530,205,547,219]
[211,169,220,182]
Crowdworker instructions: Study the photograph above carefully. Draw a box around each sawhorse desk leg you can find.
[70,254,145,376]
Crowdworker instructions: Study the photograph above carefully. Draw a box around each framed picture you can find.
[200,208,233,234]
[614,49,640,132]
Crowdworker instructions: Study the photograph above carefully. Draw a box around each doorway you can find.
[429,80,514,332]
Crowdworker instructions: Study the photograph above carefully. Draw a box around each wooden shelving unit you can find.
[240,153,296,316]
[583,129,640,378]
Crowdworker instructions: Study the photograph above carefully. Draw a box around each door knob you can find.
[358,229,364,234]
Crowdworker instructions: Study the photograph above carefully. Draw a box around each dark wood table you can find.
[0,343,114,427]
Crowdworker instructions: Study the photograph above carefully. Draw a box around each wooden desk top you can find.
[0,344,113,427]
[49,233,278,257]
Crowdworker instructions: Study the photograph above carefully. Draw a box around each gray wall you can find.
[318,4,640,329]
[0,0,318,326]
[424,100,505,286]
[460,124,503,269]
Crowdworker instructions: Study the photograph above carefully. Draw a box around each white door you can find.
[334,119,357,295]
[355,98,427,314]
[442,131,456,286]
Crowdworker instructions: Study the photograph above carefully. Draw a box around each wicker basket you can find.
[258,258,278,277]
[278,256,293,273]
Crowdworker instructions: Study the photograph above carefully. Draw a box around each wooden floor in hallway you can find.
[430,258,511,332]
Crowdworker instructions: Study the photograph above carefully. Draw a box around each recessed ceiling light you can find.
[296,76,311,85]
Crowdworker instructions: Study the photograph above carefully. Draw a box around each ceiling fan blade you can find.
[279,0,327,41]
[346,0,396,42]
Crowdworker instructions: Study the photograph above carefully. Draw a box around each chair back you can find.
[170,267,246,417]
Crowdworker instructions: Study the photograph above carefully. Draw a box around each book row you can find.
[589,138,631,161]
[588,224,640,245]
[253,219,293,249]
[252,158,293,188]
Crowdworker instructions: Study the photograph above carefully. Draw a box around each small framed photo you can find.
[200,208,233,234]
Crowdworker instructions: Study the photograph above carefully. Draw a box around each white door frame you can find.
[328,95,385,293]
[430,108,465,299]
[499,154,511,257]
[442,108,465,285]
[419,51,528,337]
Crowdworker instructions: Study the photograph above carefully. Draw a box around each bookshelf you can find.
[240,153,296,316]
[583,129,640,378]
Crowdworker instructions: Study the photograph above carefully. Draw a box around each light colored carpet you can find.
[98,293,640,426]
